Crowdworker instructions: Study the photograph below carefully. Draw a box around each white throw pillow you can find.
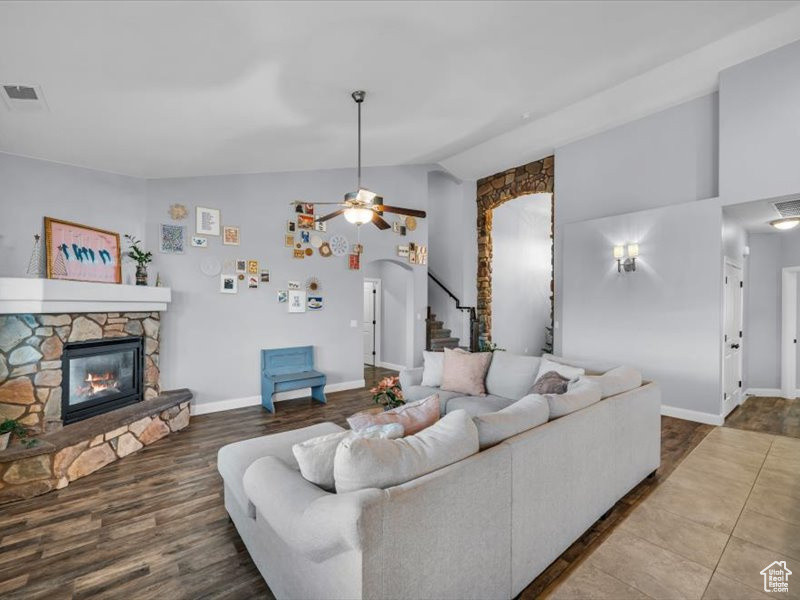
[472,394,549,449]
[586,365,642,399]
[546,377,602,419]
[535,357,585,384]
[333,410,479,494]
[293,423,404,491]
[420,350,445,387]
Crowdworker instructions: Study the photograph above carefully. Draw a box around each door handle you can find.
[731,343,740,349]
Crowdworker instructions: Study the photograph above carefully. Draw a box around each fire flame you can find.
[77,372,120,396]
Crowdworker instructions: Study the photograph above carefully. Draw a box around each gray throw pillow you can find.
[530,371,570,395]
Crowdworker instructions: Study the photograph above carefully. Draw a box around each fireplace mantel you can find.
[0,278,172,314]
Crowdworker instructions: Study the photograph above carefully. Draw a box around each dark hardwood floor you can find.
[724,395,800,438]
[0,369,712,600]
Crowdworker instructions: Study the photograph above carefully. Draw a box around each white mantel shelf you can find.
[0,278,172,314]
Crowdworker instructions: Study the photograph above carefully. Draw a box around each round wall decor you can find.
[200,257,222,277]
[405,216,417,231]
[310,233,323,248]
[329,235,349,256]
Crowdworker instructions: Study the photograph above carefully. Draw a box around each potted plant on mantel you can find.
[371,376,405,411]
[125,234,152,286]
[0,419,37,451]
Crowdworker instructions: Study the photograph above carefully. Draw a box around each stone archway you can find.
[476,156,554,343]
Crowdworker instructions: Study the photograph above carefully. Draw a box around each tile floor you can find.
[545,427,800,599]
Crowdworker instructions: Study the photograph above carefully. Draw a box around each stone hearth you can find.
[0,312,161,432]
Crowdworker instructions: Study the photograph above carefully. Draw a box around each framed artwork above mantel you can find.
[44,217,122,284]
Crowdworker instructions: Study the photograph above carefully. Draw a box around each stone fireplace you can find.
[0,279,191,504]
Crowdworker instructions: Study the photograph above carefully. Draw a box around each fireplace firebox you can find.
[61,336,144,425]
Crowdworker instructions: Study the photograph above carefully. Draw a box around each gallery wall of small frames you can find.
[158,201,428,313]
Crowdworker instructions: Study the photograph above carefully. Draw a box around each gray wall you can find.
[0,152,147,283]
[146,165,430,408]
[562,199,723,418]
[492,193,552,355]
[720,40,800,205]
[553,93,719,353]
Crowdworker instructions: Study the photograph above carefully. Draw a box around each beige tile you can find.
[702,572,771,599]
[747,484,800,527]
[620,503,729,569]
[704,428,773,455]
[680,451,761,486]
[733,509,800,561]
[717,537,800,599]
[754,468,800,500]
[763,451,800,477]
[693,438,769,470]
[546,563,649,600]
[771,435,800,455]
[586,529,713,600]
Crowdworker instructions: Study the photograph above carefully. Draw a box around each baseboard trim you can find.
[378,361,407,372]
[661,404,724,426]
[190,379,366,416]
[744,387,799,399]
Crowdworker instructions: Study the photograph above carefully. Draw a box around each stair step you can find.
[427,320,443,330]
[429,328,451,339]
[430,337,460,349]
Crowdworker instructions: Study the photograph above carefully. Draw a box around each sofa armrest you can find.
[243,456,384,562]
[399,367,424,389]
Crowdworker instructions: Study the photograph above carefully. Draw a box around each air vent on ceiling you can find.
[1,83,48,112]
[773,195,800,217]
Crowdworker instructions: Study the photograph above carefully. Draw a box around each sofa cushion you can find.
[485,352,541,400]
[473,394,549,449]
[440,348,493,396]
[333,409,479,494]
[445,394,517,417]
[535,357,584,383]
[530,371,570,395]
[293,423,404,491]
[542,353,621,376]
[420,351,445,387]
[586,365,643,399]
[546,377,603,419]
[218,422,344,517]
[402,385,460,413]
[347,395,440,436]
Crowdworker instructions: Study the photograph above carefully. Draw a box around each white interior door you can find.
[363,280,379,366]
[723,261,743,415]
[781,268,798,399]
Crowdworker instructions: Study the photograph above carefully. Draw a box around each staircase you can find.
[426,308,461,351]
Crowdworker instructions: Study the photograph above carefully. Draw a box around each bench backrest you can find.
[262,346,314,376]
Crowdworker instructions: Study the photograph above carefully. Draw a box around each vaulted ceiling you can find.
[0,1,798,180]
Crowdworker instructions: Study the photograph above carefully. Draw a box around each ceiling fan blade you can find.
[316,209,346,223]
[372,212,391,230]
[373,205,427,218]
[293,201,348,206]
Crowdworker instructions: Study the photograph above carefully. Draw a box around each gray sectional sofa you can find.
[218,353,661,599]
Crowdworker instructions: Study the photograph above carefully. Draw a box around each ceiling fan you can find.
[290,90,426,230]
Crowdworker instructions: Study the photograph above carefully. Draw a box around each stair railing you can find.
[427,271,479,352]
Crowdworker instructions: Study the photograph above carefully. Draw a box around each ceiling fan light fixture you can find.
[770,217,800,230]
[344,207,374,225]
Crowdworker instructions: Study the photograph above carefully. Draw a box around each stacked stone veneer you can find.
[0,312,161,433]
[476,156,555,342]
[0,399,190,503]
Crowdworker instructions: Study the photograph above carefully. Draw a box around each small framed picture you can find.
[223,226,240,246]
[303,203,315,215]
[235,260,246,273]
[159,224,186,254]
[409,250,417,264]
[288,290,306,313]
[260,270,270,283]
[319,242,332,257]
[220,274,238,294]
[197,206,221,236]
[297,214,314,229]
[247,275,259,289]
[191,236,208,248]
[349,253,361,270]
[295,204,304,214]
[277,290,288,303]
[288,280,300,290]
[397,245,409,257]
[300,230,310,244]
[314,220,327,232]
[307,296,323,311]
[247,260,259,274]
[285,234,295,247]
[293,249,305,259]
[287,221,296,233]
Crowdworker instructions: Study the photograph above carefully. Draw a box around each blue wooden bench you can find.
[260,346,327,413]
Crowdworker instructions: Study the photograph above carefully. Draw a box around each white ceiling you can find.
[725,197,796,233]
[0,1,798,180]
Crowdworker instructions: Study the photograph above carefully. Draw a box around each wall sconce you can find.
[614,243,639,272]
